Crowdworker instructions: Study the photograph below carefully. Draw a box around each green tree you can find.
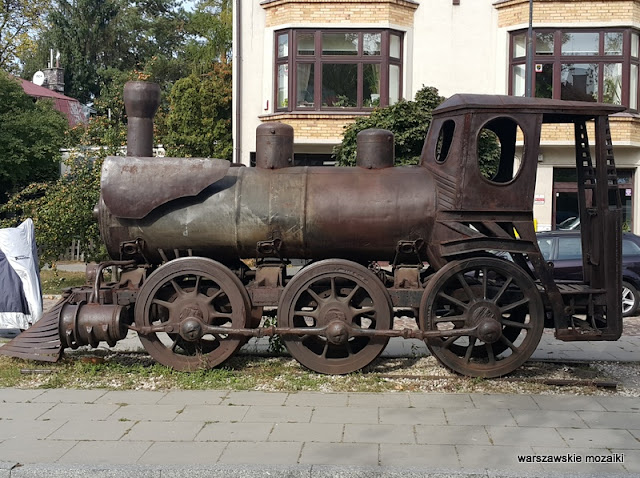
[0,150,106,265]
[184,0,232,73]
[22,0,190,104]
[163,62,232,160]
[0,71,67,200]
[0,0,42,73]
[333,86,445,166]
[333,86,500,175]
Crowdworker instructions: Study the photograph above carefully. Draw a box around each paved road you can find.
[0,389,638,477]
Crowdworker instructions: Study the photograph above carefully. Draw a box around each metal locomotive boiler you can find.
[1,81,625,378]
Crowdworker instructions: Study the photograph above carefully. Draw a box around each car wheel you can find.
[621,281,639,317]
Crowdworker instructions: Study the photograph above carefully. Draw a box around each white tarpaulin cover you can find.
[0,219,42,329]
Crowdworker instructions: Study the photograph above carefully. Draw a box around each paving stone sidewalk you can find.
[0,389,638,477]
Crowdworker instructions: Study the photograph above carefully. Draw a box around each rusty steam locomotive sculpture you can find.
[1,82,625,378]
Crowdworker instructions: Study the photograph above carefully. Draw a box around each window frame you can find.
[274,28,403,113]
[508,27,640,110]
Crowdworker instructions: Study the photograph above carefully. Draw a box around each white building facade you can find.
[233,0,640,233]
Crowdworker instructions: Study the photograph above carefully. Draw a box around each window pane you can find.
[297,33,315,56]
[512,64,526,96]
[633,33,639,58]
[363,64,381,107]
[296,64,314,108]
[605,32,623,55]
[623,239,640,256]
[536,32,554,55]
[322,33,358,55]
[561,63,598,101]
[390,34,401,59]
[513,33,526,58]
[631,64,638,110]
[389,64,400,105]
[277,64,288,108]
[603,63,622,104]
[535,63,553,98]
[562,32,599,55]
[557,237,582,260]
[322,64,357,107]
[363,33,381,56]
[537,238,553,260]
[278,34,288,58]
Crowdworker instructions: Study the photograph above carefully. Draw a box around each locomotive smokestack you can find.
[123,81,161,157]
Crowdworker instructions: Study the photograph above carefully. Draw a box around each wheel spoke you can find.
[492,276,514,304]
[294,309,318,319]
[170,279,185,296]
[456,273,476,302]
[305,287,324,306]
[500,297,530,314]
[205,288,224,305]
[170,337,179,352]
[437,291,470,310]
[344,285,361,304]
[351,306,375,317]
[464,338,476,362]
[499,335,518,352]
[329,277,337,300]
[193,275,202,295]
[482,267,488,299]
[441,335,458,350]
[485,343,496,365]
[151,298,174,311]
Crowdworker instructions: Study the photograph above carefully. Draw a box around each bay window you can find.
[509,28,640,110]
[275,29,403,112]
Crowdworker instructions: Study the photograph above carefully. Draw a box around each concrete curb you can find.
[1,464,635,478]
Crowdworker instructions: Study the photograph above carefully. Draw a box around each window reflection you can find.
[562,32,599,56]
[561,63,598,102]
[322,33,358,55]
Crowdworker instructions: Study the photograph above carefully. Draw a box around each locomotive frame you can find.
[1,82,625,378]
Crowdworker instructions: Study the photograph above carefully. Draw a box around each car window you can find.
[537,238,554,260]
[623,239,640,256]
[557,237,582,260]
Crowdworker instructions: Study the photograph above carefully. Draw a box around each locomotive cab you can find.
[421,94,624,343]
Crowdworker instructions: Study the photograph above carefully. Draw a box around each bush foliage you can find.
[333,86,445,166]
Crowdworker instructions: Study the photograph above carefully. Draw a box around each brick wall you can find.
[495,0,640,27]
[539,116,640,144]
[260,113,362,142]
[262,0,418,28]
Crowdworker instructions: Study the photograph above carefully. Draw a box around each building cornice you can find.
[261,0,419,9]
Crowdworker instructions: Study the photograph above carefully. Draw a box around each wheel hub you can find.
[179,317,204,342]
[323,307,347,324]
[325,320,350,345]
[469,302,502,344]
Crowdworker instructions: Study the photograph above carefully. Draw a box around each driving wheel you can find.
[135,257,250,371]
[278,259,392,374]
[419,257,543,378]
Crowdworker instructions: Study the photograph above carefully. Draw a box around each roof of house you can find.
[18,78,87,127]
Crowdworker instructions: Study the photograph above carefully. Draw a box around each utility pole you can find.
[525,0,534,97]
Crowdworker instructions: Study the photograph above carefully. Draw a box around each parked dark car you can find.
[537,230,640,317]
